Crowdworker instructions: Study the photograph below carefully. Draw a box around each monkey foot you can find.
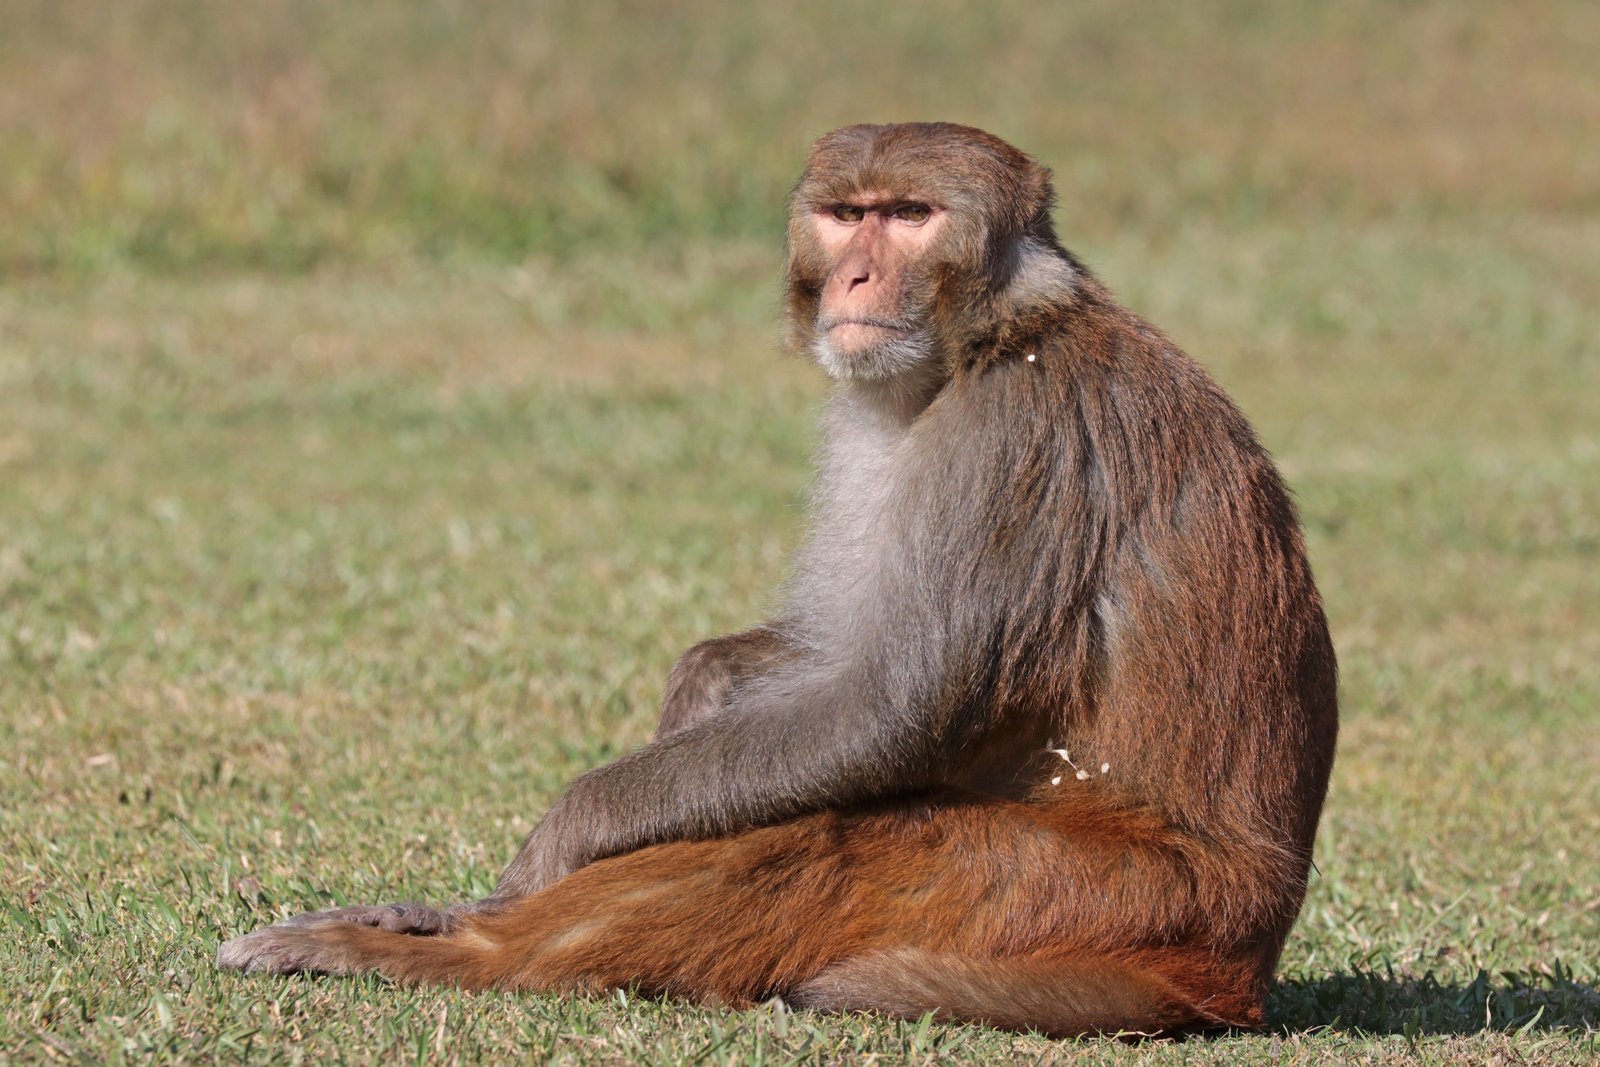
[218,900,492,975]
[279,902,460,935]
[217,900,484,975]
[217,923,342,975]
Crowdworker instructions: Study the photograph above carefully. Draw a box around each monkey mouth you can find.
[824,318,912,338]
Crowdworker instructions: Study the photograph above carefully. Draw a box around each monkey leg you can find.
[218,796,1265,1035]
[791,949,1198,1037]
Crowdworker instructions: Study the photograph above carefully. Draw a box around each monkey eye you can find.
[830,204,866,223]
[891,202,932,223]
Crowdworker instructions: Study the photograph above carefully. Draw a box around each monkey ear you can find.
[1018,161,1059,241]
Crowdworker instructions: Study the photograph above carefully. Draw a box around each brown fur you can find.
[218,123,1337,1038]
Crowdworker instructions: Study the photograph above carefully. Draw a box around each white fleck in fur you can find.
[1047,745,1108,786]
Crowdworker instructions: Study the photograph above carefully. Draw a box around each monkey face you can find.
[784,123,1058,385]
[807,194,947,382]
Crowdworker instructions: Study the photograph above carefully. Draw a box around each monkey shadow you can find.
[1263,965,1599,1038]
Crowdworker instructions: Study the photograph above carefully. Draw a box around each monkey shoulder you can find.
[941,303,1284,544]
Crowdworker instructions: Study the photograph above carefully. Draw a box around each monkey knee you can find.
[658,648,736,736]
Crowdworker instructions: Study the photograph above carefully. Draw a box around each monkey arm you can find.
[492,656,965,898]
[654,626,797,740]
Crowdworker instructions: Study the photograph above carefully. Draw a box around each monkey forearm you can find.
[493,680,938,897]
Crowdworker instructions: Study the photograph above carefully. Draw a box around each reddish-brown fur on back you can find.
[218,123,1337,1038]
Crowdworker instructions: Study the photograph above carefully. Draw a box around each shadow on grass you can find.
[1269,963,1599,1037]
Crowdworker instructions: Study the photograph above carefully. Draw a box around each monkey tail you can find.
[788,947,1249,1037]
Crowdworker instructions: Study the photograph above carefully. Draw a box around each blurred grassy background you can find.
[2,1,1598,1063]
[5,0,1597,273]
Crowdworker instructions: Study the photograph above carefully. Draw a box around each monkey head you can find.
[785,122,1058,385]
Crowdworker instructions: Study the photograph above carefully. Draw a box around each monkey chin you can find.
[811,328,937,385]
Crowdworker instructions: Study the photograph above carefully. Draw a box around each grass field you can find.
[3,2,1598,1063]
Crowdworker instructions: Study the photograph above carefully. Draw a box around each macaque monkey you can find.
[219,122,1338,1037]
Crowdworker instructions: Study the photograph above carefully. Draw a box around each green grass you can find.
[3,2,1598,1063]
